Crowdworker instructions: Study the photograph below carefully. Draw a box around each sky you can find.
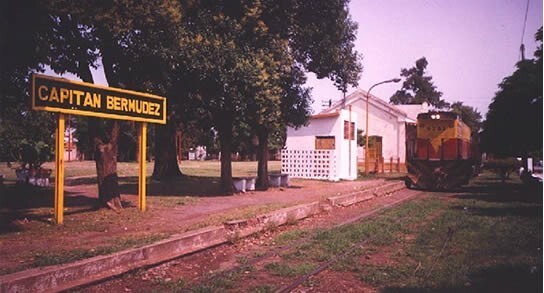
[307,0,543,116]
[49,0,542,118]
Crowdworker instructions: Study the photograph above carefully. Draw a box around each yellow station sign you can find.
[32,74,166,124]
[31,74,164,224]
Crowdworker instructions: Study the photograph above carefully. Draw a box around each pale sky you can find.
[307,0,543,116]
[51,1,543,117]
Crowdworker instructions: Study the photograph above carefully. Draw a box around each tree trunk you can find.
[93,121,120,205]
[218,122,234,194]
[90,29,123,209]
[152,118,182,179]
[76,64,121,209]
[256,127,270,190]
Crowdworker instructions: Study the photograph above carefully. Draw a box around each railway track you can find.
[277,189,426,292]
[73,187,425,292]
[184,188,425,293]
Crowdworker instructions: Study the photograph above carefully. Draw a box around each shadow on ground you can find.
[0,174,305,234]
[383,264,542,293]
[67,174,304,196]
[450,176,542,204]
[383,173,542,293]
[63,174,228,196]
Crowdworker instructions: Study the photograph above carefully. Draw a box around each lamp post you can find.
[365,78,401,175]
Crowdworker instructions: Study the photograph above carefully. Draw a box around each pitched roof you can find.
[310,111,340,119]
[319,89,408,118]
[396,102,432,123]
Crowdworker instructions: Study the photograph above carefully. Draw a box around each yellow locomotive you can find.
[406,111,477,190]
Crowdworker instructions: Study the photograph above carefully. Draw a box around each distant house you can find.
[282,108,358,181]
[64,127,80,161]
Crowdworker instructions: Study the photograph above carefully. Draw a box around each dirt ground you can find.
[70,185,422,293]
[0,175,400,276]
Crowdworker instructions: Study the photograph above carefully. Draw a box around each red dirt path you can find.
[0,177,393,276]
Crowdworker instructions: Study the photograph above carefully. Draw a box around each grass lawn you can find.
[0,160,282,182]
[262,171,543,291]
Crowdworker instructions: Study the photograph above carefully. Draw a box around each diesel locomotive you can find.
[406,111,479,190]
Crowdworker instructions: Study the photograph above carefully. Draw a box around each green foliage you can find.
[0,1,59,166]
[450,101,483,135]
[482,27,543,158]
[390,57,449,108]
[357,129,365,147]
[483,157,522,180]
[12,139,53,169]
[0,99,55,167]
[168,0,360,188]
[357,133,379,148]
[2,0,361,189]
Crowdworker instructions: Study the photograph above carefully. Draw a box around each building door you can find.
[367,136,383,172]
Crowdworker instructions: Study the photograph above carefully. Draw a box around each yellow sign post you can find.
[138,123,147,211]
[32,74,166,224]
[54,114,65,224]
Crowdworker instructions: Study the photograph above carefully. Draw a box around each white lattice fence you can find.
[281,150,337,180]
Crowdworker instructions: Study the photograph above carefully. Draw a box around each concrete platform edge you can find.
[0,201,325,292]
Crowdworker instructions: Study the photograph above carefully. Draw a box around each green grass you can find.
[277,198,443,265]
[258,172,542,291]
[264,261,315,277]
[274,229,310,245]
[0,160,282,182]
[30,233,168,268]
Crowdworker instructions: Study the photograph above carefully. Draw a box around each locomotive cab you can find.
[406,111,476,190]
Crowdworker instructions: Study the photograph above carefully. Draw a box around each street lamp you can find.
[365,78,401,175]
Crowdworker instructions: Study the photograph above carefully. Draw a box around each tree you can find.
[449,101,482,135]
[390,57,449,108]
[0,1,60,165]
[2,0,183,209]
[166,1,361,193]
[253,0,362,189]
[481,27,543,160]
[5,0,360,196]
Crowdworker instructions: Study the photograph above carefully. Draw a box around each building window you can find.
[315,136,335,150]
[344,121,355,140]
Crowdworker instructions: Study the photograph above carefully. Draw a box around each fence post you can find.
[389,157,393,173]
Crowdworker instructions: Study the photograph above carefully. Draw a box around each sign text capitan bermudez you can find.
[32,74,166,124]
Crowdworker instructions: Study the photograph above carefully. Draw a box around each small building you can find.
[64,127,80,161]
[319,89,410,172]
[282,108,358,181]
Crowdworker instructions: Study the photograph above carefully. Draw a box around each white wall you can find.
[285,109,357,180]
[286,116,336,149]
[338,109,358,180]
[349,99,406,163]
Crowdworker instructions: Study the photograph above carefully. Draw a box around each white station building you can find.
[282,108,358,181]
[282,89,429,181]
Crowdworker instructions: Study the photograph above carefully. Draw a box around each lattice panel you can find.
[281,150,337,180]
